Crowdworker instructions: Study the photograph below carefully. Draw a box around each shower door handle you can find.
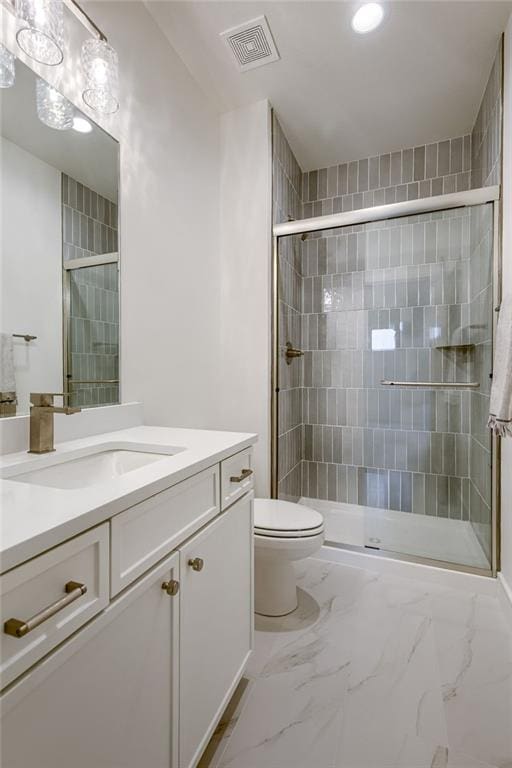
[285,342,304,364]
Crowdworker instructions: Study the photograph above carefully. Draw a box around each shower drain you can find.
[365,537,382,550]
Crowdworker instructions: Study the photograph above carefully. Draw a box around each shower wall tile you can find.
[300,207,475,519]
[273,112,302,225]
[471,40,502,189]
[301,134,472,219]
[274,113,305,499]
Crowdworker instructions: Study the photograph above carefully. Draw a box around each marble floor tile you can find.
[206,558,512,768]
[434,618,512,768]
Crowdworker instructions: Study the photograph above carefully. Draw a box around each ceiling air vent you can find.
[220,16,280,72]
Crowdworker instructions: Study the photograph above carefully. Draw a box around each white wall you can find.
[89,3,222,430]
[501,15,512,598]
[218,101,273,496]
[0,137,62,413]
[1,2,223,431]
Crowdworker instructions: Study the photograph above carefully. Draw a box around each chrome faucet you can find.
[28,393,81,454]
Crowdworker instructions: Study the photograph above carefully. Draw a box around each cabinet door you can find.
[179,492,253,768]
[1,552,180,768]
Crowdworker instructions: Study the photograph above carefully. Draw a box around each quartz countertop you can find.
[0,425,257,573]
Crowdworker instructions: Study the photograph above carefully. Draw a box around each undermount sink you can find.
[8,446,184,490]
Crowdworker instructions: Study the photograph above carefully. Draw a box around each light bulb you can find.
[73,116,93,133]
[351,3,384,34]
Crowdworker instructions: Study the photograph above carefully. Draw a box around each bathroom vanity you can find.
[0,425,256,768]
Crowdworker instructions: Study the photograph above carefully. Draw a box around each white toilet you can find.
[254,499,325,616]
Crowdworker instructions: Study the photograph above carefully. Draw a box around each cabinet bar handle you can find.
[230,468,253,483]
[188,557,204,572]
[4,581,87,639]
[162,580,180,596]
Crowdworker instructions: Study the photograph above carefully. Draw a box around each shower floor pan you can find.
[299,497,490,570]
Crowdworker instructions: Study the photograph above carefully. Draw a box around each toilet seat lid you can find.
[254,499,324,538]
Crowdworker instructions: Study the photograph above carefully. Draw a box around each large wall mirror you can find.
[1,59,119,418]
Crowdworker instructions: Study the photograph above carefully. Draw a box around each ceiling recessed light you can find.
[73,116,93,134]
[351,3,384,34]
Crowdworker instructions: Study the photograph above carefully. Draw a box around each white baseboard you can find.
[316,544,498,596]
[498,572,512,628]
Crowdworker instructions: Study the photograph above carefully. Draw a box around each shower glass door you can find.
[275,200,496,572]
[64,256,120,408]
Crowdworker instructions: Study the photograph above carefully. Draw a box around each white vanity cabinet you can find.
[1,551,180,768]
[1,451,254,768]
[180,491,253,768]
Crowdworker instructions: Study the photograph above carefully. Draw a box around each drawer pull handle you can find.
[4,581,87,639]
[188,557,204,572]
[162,580,180,596]
[230,468,253,483]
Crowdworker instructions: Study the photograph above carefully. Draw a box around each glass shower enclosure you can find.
[63,253,120,408]
[272,187,500,575]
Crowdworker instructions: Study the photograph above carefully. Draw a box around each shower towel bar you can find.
[12,333,37,342]
[67,379,119,384]
[381,380,479,388]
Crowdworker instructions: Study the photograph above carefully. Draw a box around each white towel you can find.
[0,332,15,392]
[488,295,512,437]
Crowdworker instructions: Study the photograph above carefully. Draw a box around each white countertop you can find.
[0,425,256,574]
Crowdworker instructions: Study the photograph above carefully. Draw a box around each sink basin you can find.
[9,447,182,490]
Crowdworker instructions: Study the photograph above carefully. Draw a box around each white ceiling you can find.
[1,59,118,201]
[147,1,512,171]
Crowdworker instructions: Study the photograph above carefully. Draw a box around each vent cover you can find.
[220,16,280,72]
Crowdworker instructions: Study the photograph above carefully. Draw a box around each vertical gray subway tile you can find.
[378,153,390,188]
[412,473,425,514]
[438,140,450,176]
[450,136,463,174]
[426,143,438,179]
[348,161,358,194]
[338,163,348,196]
[318,168,327,199]
[369,156,380,190]
[400,472,412,512]
[402,149,413,183]
[327,166,338,197]
[390,151,402,185]
[308,170,318,202]
[358,158,369,192]
[437,475,449,517]
[413,145,425,181]
[389,470,401,511]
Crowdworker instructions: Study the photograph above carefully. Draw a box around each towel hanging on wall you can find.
[0,332,16,393]
[488,295,512,437]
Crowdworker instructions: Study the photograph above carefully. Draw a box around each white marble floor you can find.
[204,558,512,768]
[300,497,490,570]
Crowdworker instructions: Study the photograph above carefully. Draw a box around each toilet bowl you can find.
[254,499,325,617]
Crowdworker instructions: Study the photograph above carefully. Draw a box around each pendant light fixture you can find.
[0,44,16,88]
[15,0,64,66]
[7,0,120,113]
[36,76,73,129]
[81,37,119,115]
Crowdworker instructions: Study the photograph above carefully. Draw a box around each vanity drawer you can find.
[110,465,219,596]
[220,447,254,510]
[0,524,109,689]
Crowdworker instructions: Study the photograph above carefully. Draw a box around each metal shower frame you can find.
[271,185,501,577]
